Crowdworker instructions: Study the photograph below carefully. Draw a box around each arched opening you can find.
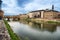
[34,15,37,18]
[37,15,40,18]
[0,16,2,20]
[58,14,60,18]
[18,18,20,20]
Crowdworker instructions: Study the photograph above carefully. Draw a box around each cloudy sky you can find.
[2,0,60,15]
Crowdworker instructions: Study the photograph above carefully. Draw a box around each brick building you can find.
[0,10,4,20]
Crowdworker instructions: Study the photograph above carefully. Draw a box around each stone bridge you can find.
[4,15,20,21]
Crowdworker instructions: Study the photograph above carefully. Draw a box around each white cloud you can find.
[24,0,52,12]
[2,0,60,15]
[2,0,23,15]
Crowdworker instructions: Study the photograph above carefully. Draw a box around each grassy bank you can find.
[4,20,20,40]
[31,19,60,24]
[21,18,60,24]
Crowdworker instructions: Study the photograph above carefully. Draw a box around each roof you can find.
[30,9,59,13]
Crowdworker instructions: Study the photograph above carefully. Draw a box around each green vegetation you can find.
[47,21,60,24]
[47,21,56,23]
[20,18,31,22]
[4,20,20,40]
[21,18,60,24]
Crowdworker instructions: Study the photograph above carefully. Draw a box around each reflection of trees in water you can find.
[19,20,29,24]
[43,24,57,32]
[19,20,57,33]
[29,22,41,29]
[29,22,57,33]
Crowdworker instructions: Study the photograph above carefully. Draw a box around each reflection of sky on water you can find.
[8,21,60,40]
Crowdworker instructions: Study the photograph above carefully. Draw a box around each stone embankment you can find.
[0,20,10,40]
[28,18,60,24]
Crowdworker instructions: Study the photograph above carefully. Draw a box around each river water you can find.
[8,21,60,40]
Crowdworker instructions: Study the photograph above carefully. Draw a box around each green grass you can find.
[4,20,20,40]
[47,21,60,24]
[47,21,55,23]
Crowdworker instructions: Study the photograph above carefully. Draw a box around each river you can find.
[8,21,60,40]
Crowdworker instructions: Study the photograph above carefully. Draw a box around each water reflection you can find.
[19,20,57,33]
[8,20,60,40]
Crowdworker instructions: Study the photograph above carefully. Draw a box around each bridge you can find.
[4,15,20,21]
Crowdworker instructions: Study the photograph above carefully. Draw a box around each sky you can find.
[2,0,60,15]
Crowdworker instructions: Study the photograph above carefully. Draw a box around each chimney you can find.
[52,5,54,10]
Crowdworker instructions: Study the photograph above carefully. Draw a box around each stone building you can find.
[19,14,28,19]
[19,5,60,19]
[42,10,58,19]
[0,10,4,20]
[27,10,41,18]
[56,12,60,18]
[28,5,60,19]
[28,9,59,19]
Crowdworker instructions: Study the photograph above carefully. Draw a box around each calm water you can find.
[8,21,60,40]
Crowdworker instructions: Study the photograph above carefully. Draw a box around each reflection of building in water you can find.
[40,24,44,30]
[29,22,41,29]
[41,24,57,32]
[19,20,57,32]
[43,24,57,32]
[28,22,33,26]
[30,22,57,32]
[20,20,29,24]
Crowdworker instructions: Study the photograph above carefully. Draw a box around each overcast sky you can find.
[2,0,60,15]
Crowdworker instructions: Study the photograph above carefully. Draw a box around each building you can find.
[27,10,41,18]
[0,10,4,20]
[42,10,58,19]
[28,5,60,19]
[56,12,60,18]
[0,0,4,20]
[28,9,59,19]
[19,14,28,19]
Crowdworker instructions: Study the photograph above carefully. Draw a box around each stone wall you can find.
[19,14,28,19]
[43,11,57,19]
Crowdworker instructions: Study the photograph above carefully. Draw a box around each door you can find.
[0,16,2,20]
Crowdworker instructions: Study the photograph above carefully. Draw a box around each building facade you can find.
[28,9,59,19]
[0,10,4,20]
[42,10,58,19]
[28,10,41,18]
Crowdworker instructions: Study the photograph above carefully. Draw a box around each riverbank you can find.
[21,18,60,24]
[0,20,11,40]
[31,18,60,24]
[4,20,20,40]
